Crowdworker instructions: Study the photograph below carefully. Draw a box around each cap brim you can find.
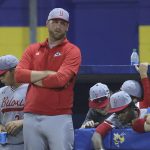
[0,70,7,75]
[89,99,109,109]
[107,104,129,113]
[50,17,69,22]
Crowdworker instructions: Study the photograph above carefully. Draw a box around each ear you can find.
[10,68,15,73]
[66,23,69,32]
[46,20,49,27]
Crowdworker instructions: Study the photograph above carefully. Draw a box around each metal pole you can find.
[29,0,37,43]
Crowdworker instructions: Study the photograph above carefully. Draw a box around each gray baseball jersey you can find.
[0,84,28,145]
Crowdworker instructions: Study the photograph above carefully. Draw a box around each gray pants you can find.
[23,113,74,150]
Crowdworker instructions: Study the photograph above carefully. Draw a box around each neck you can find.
[48,37,65,49]
[11,83,22,90]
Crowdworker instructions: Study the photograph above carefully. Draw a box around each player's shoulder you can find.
[18,84,29,90]
[106,113,116,122]
[64,41,81,58]
[26,42,41,52]
[63,38,80,51]
[0,86,10,93]
[67,41,80,51]
[20,83,29,88]
[14,84,29,96]
[29,43,41,49]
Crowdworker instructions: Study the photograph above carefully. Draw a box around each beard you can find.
[49,29,66,41]
[118,110,136,125]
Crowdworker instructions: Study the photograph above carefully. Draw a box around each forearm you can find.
[92,132,104,150]
[40,71,74,88]
[144,115,150,132]
[15,68,56,83]
[137,63,148,79]
[0,124,6,132]
[31,70,56,83]
[141,78,150,106]
[144,122,150,132]
[15,68,31,83]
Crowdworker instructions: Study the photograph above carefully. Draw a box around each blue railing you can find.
[74,128,150,150]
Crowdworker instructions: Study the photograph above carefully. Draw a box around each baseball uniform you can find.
[0,84,28,150]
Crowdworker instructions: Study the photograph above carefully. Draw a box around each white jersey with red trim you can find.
[139,108,149,118]
[105,113,131,128]
[0,84,28,144]
[105,108,149,129]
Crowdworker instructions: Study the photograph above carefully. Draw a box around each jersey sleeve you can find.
[132,118,146,133]
[140,78,150,108]
[96,121,113,137]
[15,44,39,83]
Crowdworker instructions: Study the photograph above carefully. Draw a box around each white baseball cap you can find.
[120,80,142,98]
[89,83,110,109]
[108,91,132,113]
[0,55,19,75]
[47,8,69,22]
[89,83,110,101]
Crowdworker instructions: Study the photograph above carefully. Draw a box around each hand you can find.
[0,124,6,132]
[145,114,150,124]
[81,120,95,128]
[5,120,23,136]
[143,115,150,132]
[33,70,57,87]
[33,80,43,87]
[135,63,149,79]
[94,122,100,127]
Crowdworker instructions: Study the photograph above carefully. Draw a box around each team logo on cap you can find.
[59,10,64,16]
